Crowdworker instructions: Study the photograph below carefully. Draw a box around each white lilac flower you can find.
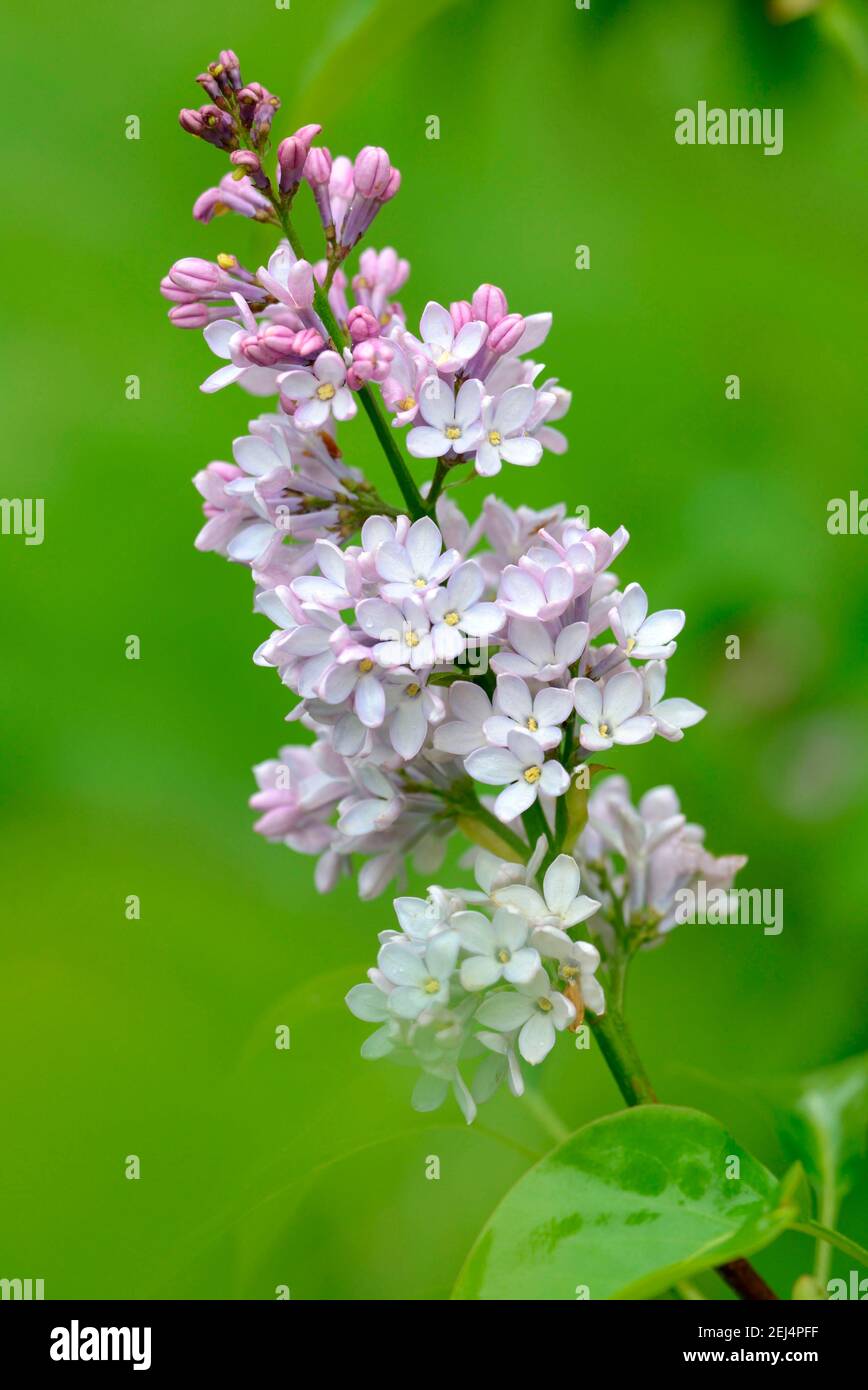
[412,300,487,374]
[497,854,600,930]
[425,561,504,661]
[484,674,573,752]
[573,671,657,752]
[642,660,706,742]
[377,930,460,1019]
[291,538,362,609]
[279,349,357,429]
[453,907,540,990]
[384,671,445,759]
[406,376,484,459]
[374,514,459,600]
[475,969,575,1065]
[356,594,436,670]
[609,582,685,660]
[337,764,403,836]
[491,617,589,683]
[465,729,570,823]
[319,642,387,728]
[433,681,494,756]
[474,385,543,476]
[497,562,575,622]
[530,927,606,1015]
[472,1031,525,1101]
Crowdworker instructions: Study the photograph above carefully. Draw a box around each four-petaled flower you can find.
[465,729,570,822]
[279,350,357,429]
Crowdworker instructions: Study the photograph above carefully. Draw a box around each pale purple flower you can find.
[406,377,484,459]
[497,562,575,622]
[193,172,272,222]
[473,386,543,477]
[411,301,487,375]
[609,582,685,660]
[465,729,570,823]
[573,671,657,752]
[356,594,436,671]
[491,617,589,682]
[378,930,460,1020]
[374,514,459,600]
[291,539,361,609]
[319,643,388,729]
[530,926,605,1014]
[425,561,504,661]
[642,660,706,742]
[433,681,493,756]
[498,854,600,931]
[279,349,357,429]
[483,675,573,752]
[384,671,445,759]
[337,764,404,837]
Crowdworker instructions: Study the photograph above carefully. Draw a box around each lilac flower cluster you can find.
[164,49,747,1120]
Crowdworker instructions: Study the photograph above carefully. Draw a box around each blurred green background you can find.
[2,0,866,1299]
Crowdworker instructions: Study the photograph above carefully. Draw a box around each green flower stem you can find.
[589,1007,658,1107]
[269,197,427,520]
[794,1220,868,1270]
[425,456,453,511]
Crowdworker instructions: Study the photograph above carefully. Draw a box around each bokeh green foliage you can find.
[1,0,866,1298]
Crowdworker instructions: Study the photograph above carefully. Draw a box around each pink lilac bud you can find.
[169,302,224,329]
[277,124,322,198]
[351,338,394,384]
[182,104,238,150]
[380,166,401,202]
[472,283,508,328]
[347,306,380,342]
[195,73,224,104]
[305,146,335,231]
[353,146,391,198]
[230,149,270,191]
[168,257,222,295]
[179,108,205,136]
[339,161,400,252]
[240,324,299,367]
[488,312,525,355]
[450,300,473,333]
[251,97,279,148]
[217,50,242,90]
[291,327,326,358]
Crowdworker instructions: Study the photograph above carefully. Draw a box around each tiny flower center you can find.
[405,682,421,697]
[358,658,374,673]
[413,577,427,589]
[625,637,637,654]
[561,963,580,981]
[423,977,440,994]
[405,629,420,647]
[445,425,462,440]
[488,429,502,446]
[399,395,416,411]
[526,716,539,732]
[598,722,609,737]
[444,610,460,625]
[537,996,553,1013]
[316,382,336,401]
[216,252,237,270]
[523,765,542,784]
[497,948,511,965]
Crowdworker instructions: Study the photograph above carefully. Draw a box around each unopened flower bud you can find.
[277,123,321,198]
[230,149,270,191]
[380,166,401,202]
[488,312,525,355]
[472,283,508,328]
[169,257,222,294]
[353,145,391,198]
[347,306,380,342]
[450,301,473,333]
[168,302,212,328]
[352,338,394,384]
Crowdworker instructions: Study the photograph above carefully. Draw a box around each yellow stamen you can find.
[358,658,374,673]
[444,611,460,626]
[625,637,637,654]
[406,683,421,697]
[488,430,502,446]
[497,949,511,964]
[216,252,237,270]
[523,765,542,784]
[537,996,553,1013]
[423,978,440,995]
[526,716,538,732]
[445,425,461,441]
[413,577,427,589]
[316,382,336,401]
[399,396,416,412]
[599,723,609,737]
[405,630,420,647]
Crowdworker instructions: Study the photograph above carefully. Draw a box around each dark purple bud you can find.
[195,72,224,104]
[230,149,270,191]
[277,123,322,198]
[217,50,242,89]
[472,283,508,328]
[179,107,205,136]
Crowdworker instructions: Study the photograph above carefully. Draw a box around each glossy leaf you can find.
[453,1106,805,1300]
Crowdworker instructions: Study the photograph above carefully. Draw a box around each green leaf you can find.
[765,1053,868,1220]
[453,1106,805,1301]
